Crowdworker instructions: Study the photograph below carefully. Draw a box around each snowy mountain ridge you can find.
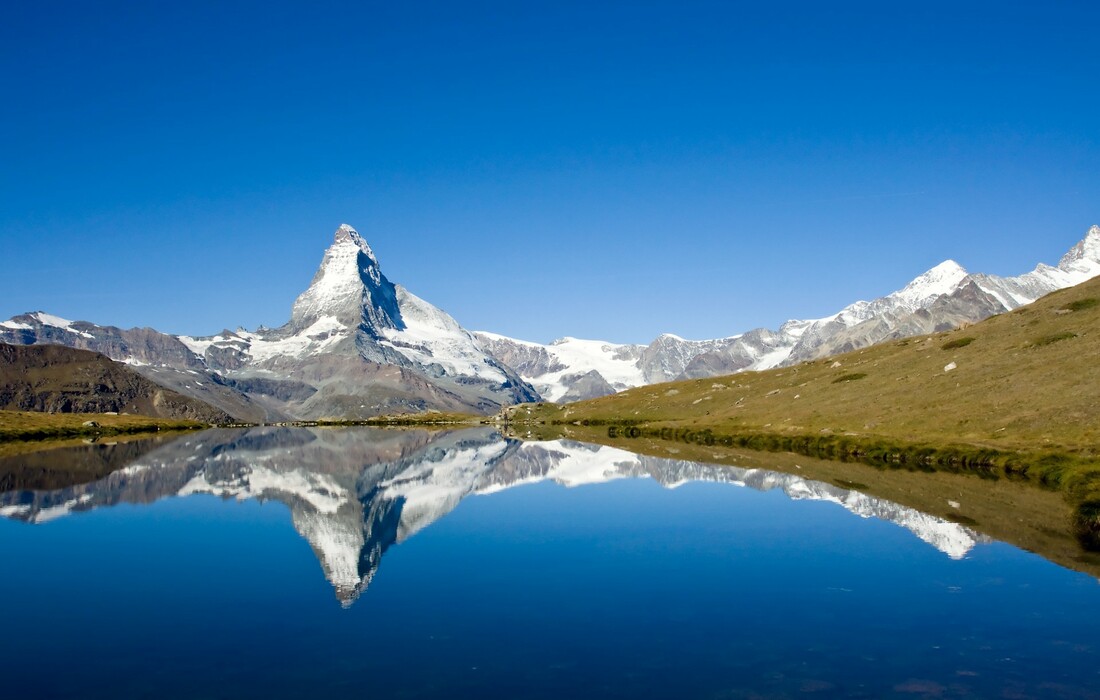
[4,222,1099,412]
[477,225,1100,401]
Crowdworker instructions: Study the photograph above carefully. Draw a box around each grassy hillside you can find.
[509,276,1100,544]
[0,410,206,442]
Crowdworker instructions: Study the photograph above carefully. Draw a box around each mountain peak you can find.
[333,223,377,263]
[889,259,969,308]
[1058,224,1100,270]
[288,223,400,333]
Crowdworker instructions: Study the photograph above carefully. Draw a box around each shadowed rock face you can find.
[0,225,539,420]
[0,427,991,607]
[0,343,232,422]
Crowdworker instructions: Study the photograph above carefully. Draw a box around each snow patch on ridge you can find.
[29,312,95,339]
[241,316,348,363]
[379,287,507,382]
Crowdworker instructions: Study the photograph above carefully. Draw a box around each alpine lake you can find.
[2,426,1099,699]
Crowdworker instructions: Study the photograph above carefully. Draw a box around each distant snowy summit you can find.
[476,225,1100,401]
[1,224,538,420]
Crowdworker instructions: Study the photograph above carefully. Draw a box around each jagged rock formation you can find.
[0,427,989,606]
[477,225,1100,400]
[0,225,539,419]
[0,343,232,422]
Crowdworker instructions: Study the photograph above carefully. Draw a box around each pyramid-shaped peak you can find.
[287,224,401,332]
[333,223,377,262]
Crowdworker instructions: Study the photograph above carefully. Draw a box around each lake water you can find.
[1,427,1098,699]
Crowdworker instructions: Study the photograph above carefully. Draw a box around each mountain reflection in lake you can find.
[1,428,1098,699]
[1,427,988,605]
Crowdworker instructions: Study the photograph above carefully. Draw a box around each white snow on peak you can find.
[886,259,969,309]
[0,320,32,330]
[289,224,382,326]
[1057,223,1100,274]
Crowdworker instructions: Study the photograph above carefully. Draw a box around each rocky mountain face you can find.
[0,343,232,422]
[0,225,539,419]
[478,224,1100,401]
[0,427,987,606]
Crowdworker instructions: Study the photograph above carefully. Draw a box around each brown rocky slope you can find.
[0,343,233,423]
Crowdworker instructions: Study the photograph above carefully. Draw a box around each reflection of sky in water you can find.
[0,428,1098,698]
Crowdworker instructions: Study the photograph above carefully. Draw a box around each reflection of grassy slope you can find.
[0,432,188,492]
[515,423,1100,579]
[0,410,204,441]
[509,277,1100,544]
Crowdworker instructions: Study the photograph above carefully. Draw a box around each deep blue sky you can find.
[2,1,1098,343]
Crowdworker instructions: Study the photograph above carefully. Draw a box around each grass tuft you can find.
[1031,331,1077,347]
[1061,298,1099,312]
[941,336,975,350]
[832,372,867,383]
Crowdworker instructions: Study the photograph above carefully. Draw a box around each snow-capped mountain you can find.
[478,224,1100,401]
[0,427,989,605]
[0,225,538,419]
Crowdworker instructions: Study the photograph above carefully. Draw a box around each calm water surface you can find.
[1,427,1098,699]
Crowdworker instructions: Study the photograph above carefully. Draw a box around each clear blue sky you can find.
[2,1,1098,344]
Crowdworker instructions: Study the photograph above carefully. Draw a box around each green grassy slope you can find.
[0,410,206,441]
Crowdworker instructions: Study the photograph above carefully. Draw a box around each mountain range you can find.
[2,223,1098,417]
[0,427,987,606]
[475,224,1100,401]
